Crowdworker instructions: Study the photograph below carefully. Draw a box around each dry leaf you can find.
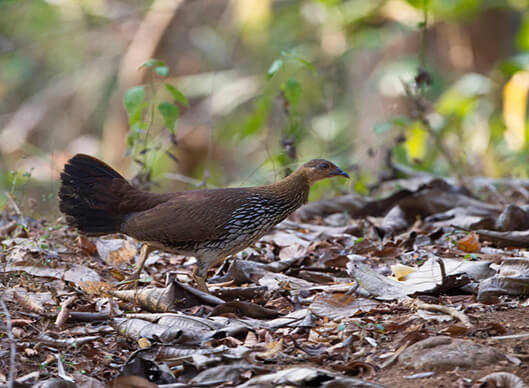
[77,235,97,256]
[108,376,157,388]
[12,327,25,338]
[110,283,176,313]
[391,264,417,280]
[476,372,525,388]
[256,339,283,360]
[111,268,126,281]
[14,292,46,314]
[5,263,100,283]
[457,231,480,253]
[96,238,137,266]
[310,293,379,320]
[79,281,113,296]
[138,337,152,348]
[24,348,38,357]
[113,318,183,343]
[244,331,258,347]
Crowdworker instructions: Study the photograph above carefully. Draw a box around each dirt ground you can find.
[3,177,529,387]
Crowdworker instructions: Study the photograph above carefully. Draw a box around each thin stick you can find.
[415,300,472,328]
[4,192,22,217]
[401,81,464,185]
[419,0,428,69]
[164,172,216,188]
[436,258,447,285]
[0,297,16,388]
[55,296,77,329]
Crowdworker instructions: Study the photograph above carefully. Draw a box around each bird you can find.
[58,154,349,291]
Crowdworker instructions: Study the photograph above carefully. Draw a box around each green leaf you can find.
[281,78,302,106]
[267,58,284,79]
[391,115,411,128]
[158,101,179,132]
[123,86,145,116]
[127,103,147,127]
[499,53,529,77]
[165,84,189,106]
[517,13,529,51]
[154,66,169,77]
[374,122,392,134]
[139,59,165,69]
[292,56,318,74]
[126,132,135,148]
[139,276,153,283]
[238,95,271,139]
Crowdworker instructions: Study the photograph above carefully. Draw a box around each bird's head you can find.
[300,159,349,185]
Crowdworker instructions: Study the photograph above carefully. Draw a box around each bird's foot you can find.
[193,274,209,293]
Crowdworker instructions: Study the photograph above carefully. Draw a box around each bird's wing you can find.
[121,188,251,244]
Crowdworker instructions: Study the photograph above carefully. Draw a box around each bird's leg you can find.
[192,261,210,293]
[194,274,209,293]
[192,256,234,289]
[132,244,154,279]
[192,268,209,293]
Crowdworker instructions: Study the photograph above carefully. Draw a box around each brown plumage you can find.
[59,154,349,290]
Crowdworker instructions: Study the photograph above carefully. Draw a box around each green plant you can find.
[267,51,319,175]
[1,167,33,218]
[123,59,188,190]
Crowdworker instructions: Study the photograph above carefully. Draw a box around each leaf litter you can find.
[1,177,529,387]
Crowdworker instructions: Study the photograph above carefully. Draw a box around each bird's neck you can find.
[261,169,310,207]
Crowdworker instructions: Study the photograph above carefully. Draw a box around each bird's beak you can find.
[334,168,350,178]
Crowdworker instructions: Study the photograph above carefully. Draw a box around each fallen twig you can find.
[415,300,472,328]
[379,341,409,369]
[488,333,529,341]
[4,192,22,217]
[37,334,100,347]
[0,220,17,237]
[55,296,77,329]
[0,297,16,388]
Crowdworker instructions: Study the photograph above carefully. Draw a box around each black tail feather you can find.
[59,154,131,236]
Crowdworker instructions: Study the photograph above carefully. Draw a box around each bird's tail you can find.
[59,154,132,236]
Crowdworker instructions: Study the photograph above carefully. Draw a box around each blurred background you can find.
[1,0,529,217]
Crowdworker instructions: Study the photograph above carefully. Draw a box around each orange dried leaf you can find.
[111,269,125,281]
[138,337,152,349]
[256,339,283,360]
[457,232,480,253]
[440,324,469,336]
[79,281,113,296]
[77,235,97,256]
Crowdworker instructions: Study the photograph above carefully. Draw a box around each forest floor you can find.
[2,175,529,387]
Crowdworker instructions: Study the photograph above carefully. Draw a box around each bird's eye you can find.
[320,163,329,169]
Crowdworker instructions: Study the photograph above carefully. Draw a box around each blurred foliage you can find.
[1,0,529,215]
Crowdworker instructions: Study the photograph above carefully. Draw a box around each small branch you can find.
[489,333,529,341]
[200,123,213,189]
[0,297,16,388]
[55,296,77,329]
[0,220,17,237]
[419,0,429,69]
[408,0,466,188]
[164,172,217,188]
[415,300,472,328]
[380,341,410,368]
[402,81,465,187]
[436,258,447,285]
[4,192,22,217]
